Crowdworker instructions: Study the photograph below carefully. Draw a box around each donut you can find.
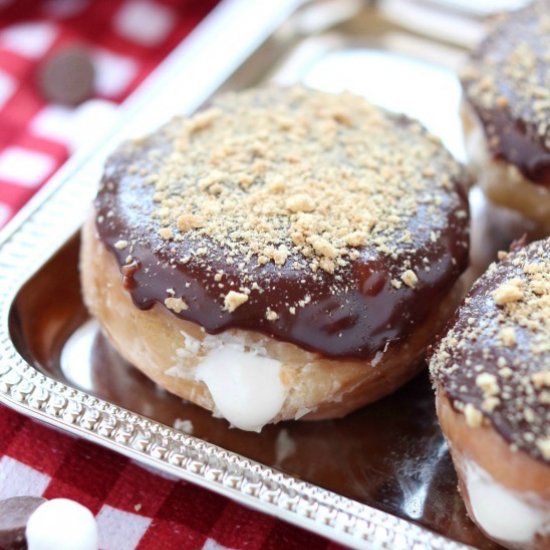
[81,86,470,431]
[461,0,550,234]
[430,238,550,549]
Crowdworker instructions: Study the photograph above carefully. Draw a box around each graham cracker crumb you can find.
[537,438,550,459]
[496,95,508,108]
[272,245,289,266]
[164,297,188,313]
[308,235,337,259]
[532,371,550,389]
[224,291,248,312]
[464,403,483,428]
[177,213,204,232]
[391,279,402,290]
[286,194,315,213]
[525,408,536,423]
[475,372,500,396]
[265,308,279,321]
[186,107,221,133]
[499,327,517,347]
[492,279,524,305]
[159,227,173,240]
[499,366,513,378]
[345,231,367,247]
[482,396,500,413]
[401,269,418,288]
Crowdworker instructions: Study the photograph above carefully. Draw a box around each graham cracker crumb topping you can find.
[224,290,249,313]
[465,403,483,428]
[537,438,550,459]
[500,327,517,347]
[492,279,524,305]
[141,87,460,281]
[401,269,418,288]
[164,297,188,313]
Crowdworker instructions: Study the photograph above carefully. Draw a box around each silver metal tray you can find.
[0,1,517,547]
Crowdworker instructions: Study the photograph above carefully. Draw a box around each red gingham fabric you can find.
[0,406,343,549]
[0,1,345,548]
[0,0,219,224]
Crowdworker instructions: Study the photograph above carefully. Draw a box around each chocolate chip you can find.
[37,46,95,106]
[0,496,46,550]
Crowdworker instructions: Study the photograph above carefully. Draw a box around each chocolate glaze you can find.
[471,106,550,186]
[462,1,550,186]
[94,95,469,361]
[431,238,550,465]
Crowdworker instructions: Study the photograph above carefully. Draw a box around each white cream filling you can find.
[195,343,285,432]
[464,458,550,545]
[167,329,287,432]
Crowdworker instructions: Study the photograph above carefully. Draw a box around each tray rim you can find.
[0,1,472,548]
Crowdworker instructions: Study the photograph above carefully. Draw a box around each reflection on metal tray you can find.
[0,0,524,548]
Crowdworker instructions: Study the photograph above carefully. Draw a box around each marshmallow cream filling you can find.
[195,344,285,432]
[464,458,550,544]
[166,330,287,432]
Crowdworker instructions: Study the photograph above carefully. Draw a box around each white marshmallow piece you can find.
[26,498,98,550]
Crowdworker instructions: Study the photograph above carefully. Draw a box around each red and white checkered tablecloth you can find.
[0,1,346,548]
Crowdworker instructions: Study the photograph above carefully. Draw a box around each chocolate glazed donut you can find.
[431,238,550,549]
[81,86,470,431]
[461,0,550,232]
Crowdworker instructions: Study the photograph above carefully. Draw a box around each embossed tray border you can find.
[0,1,470,548]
